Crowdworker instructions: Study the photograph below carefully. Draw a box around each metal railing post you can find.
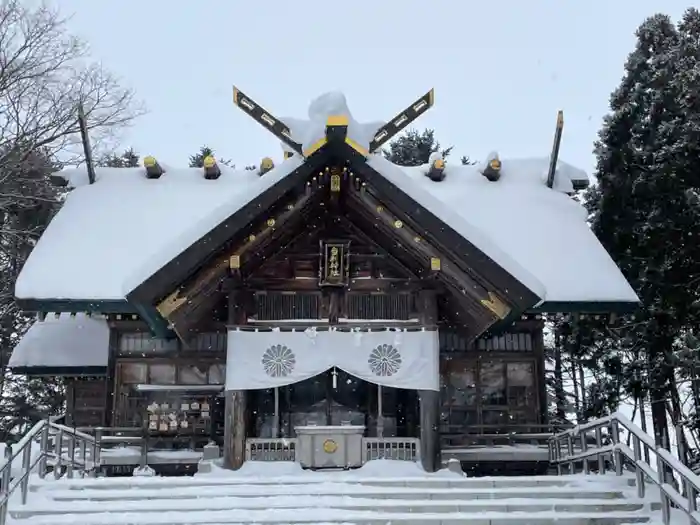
[633,435,645,499]
[611,419,623,476]
[20,442,32,504]
[0,445,13,525]
[656,448,671,525]
[39,423,49,479]
[581,431,589,474]
[54,429,64,480]
[79,439,87,479]
[66,434,74,479]
[595,426,605,474]
[92,428,102,478]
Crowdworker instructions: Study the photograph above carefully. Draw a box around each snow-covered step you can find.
[9,462,654,525]
[12,495,648,515]
[28,474,635,491]
[9,509,652,525]
[36,485,630,502]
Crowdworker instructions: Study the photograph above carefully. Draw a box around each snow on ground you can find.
[13,466,656,525]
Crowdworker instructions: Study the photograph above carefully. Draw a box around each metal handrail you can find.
[549,412,700,525]
[0,419,98,525]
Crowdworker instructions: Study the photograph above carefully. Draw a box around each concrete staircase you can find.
[9,472,657,525]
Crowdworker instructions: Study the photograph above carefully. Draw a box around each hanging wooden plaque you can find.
[319,240,349,287]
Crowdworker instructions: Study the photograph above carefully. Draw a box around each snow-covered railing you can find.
[549,412,700,525]
[245,438,298,461]
[0,419,98,525]
[363,437,420,462]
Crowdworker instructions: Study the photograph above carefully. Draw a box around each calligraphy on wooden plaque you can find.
[319,240,349,287]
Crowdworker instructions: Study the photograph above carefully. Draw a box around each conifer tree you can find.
[383,129,452,166]
[189,146,233,168]
[585,13,698,450]
[98,148,139,168]
[189,146,215,168]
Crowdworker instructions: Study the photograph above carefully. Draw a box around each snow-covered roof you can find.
[8,313,109,370]
[14,91,637,309]
[15,159,303,300]
[383,157,638,306]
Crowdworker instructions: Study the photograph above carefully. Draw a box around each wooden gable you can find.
[123,126,541,341]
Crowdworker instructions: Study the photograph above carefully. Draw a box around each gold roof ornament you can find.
[143,156,165,179]
[481,152,501,182]
[480,291,511,320]
[203,155,222,180]
[259,157,275,176]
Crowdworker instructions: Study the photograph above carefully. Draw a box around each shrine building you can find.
[9,89,639,474]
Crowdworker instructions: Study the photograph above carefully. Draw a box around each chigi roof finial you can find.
[77,103,96,185]
[545,110,564,189]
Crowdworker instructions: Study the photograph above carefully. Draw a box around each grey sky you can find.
[61,0,688,174]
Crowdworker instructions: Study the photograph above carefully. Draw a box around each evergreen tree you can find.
[383,129,453,166]
[188,146,233,168]
[0,144,64,441]
[98,148,139,168]
[189,146,215,168]
[585,12,700,451]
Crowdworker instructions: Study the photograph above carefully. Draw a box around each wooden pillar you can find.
[532,316,548,430]
[223,390,247,469]
[223,289,248,470]
[419,390,440,472]
[418,289,440,472]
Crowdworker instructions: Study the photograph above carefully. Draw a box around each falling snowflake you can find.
[262,344,296,377]
[368,344,402,377]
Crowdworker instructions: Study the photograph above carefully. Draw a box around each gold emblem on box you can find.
[323,439,338,454]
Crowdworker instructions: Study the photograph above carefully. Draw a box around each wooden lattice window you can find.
[440,330,534,353]
[345,293,414,320]
[254,292,321,320]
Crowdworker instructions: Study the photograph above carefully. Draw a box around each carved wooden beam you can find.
[369,89,435,153]
[347,187,512,321]
[232,86,302,155]
[335,214,419,281]
[244,277,431,292]
[156,192,313,339]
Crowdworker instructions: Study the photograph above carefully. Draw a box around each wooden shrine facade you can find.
[12,88,638,474]
[62,309,546,454]
[54,195,548,472]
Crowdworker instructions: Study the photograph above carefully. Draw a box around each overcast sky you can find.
[60,0,691,174]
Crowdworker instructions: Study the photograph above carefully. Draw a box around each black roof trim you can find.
[529,300,640,314]
[127,151,329,305]
[14,298,135,313]
[342,144,541,312]
[9,365,108,377]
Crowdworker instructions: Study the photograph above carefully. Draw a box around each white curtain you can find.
[225,328,439,391]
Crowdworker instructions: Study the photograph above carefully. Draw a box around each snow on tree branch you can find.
[0,0,145,176]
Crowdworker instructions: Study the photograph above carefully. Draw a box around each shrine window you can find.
[118,332,179,355]
[113,360,226,428]
[440,358,539,434]
[440,330,535,353]
[345,293,414,320]
[480,362,507,406]
[254,292,321,321]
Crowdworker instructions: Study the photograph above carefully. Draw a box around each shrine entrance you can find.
[248,369,419,439]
